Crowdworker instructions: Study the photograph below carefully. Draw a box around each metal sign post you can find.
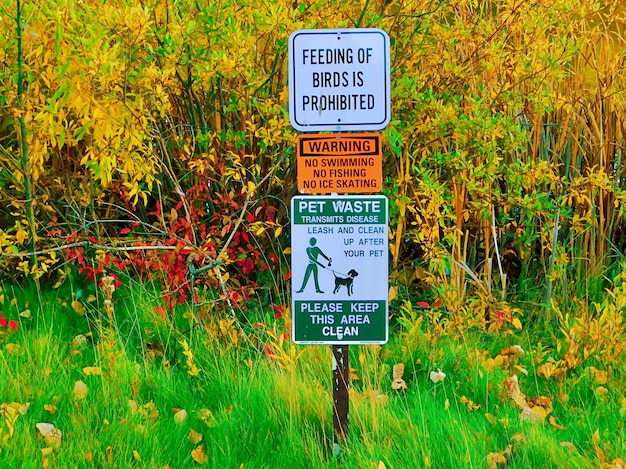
[332,345,349,450]
[288,27,391,453]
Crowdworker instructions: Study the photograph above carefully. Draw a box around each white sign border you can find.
[288,28,391,132]
[290,194,389,345]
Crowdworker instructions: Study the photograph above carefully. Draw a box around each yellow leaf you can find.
[73,380,88,400]
[511,317,522,330]
[191,445,208,465]
[83,366,103,376]
[487,451,507,468]
[520,405,547,423]
[174,409,188,423]
[36,423,62,449]
[595,386,609,399]
[44,405,57,414]
[378,462,387,469]
[393,363,405,380]
[41,447,54,456]
[197,409,216,427]
[588,366,608,385]
[388,285,397,302]
[133,449,141,461]
[485,413,497,427]
[15,227,28,245]
[71,300,85,315]
[5,344,20,354]
[188,429,203,444]
[548,415,565,430]
[499,345,524,356]
[274,225,283,238]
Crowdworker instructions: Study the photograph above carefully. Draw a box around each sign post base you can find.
[332,344,350,454]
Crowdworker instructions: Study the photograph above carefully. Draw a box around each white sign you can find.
[291,195,389,344]
[289,29,391,132]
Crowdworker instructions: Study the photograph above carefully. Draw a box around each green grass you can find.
[0,283,624,468]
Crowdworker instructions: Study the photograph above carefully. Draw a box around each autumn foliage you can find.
[0,0,625,327]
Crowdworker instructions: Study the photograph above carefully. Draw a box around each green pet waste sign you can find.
[291,195,389,344]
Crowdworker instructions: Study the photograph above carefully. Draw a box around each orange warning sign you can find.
[297,133,382,194]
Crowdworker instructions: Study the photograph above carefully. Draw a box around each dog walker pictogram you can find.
[296,237,332,294]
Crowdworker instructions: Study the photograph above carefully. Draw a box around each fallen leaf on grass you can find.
[188,429,203,444]
[71,300,85,315]
[43,405,56,415]
[503,376,527,409]
[498,345,524,357]
[174,409,187,423]
[595,386,609,399]
[487,451,507,468]
[527,396,553,412]
[197,409,215,427]
[592,429,606,462]
[487,444,512,468]
[5,343,19,354]
[549,415,565,430]
[191,444,208,464]
[429,369,446,383]
[36,422,62,449]
[391,363,407,390]
[460,396,481,411]
[73,381,88,400]
[83,366,103,376]
[521,405,548,423]
[1,402,30,441]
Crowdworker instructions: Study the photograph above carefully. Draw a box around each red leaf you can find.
[120,228,131,235]
[8,320,17,331]
[432,299,443,308]
[416,301,430,308]
[0,317,7,327]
